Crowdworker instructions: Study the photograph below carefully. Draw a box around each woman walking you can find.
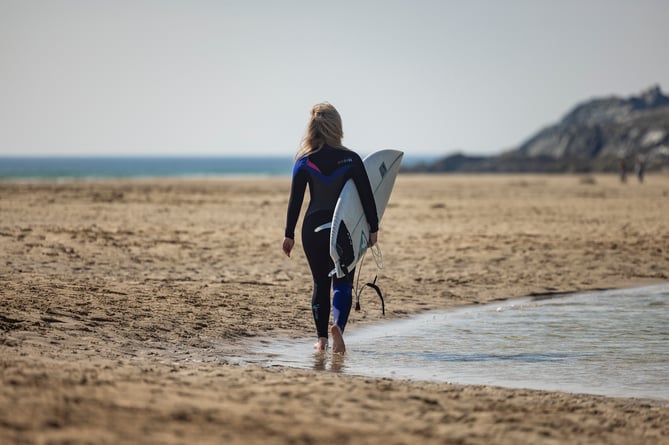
[282,103,378,353]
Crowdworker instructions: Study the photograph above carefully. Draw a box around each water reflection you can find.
[312,351,347,372]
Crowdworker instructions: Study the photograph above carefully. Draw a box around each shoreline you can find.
[0,173,294,184]
[2,174,668,444]
[226,281,669,405]
[2,169,666,186]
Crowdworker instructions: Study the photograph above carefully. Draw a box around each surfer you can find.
[282,102,379,354]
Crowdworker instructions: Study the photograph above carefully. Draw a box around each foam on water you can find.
[236,283,669,401]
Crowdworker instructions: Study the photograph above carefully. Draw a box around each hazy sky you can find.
[2,0,668,157]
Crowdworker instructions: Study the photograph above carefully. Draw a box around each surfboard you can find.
[329,149,403,278]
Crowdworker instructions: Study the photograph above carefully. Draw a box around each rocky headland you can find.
[406,85,669,173]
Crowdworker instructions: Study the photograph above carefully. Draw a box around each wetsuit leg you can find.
[332,269,354,333]
[301,214,333,339]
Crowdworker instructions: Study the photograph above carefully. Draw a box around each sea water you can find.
[0,156,294,179]
[0,155,435,179]
[242,283,669,402]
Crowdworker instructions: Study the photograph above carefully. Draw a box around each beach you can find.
[1,173,668,444]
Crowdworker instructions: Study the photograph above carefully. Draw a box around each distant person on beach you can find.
[635,155,646,183]
[282,103,378,354]
[619,158,627,183]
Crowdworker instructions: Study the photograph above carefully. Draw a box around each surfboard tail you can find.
[332,220,355,278]
[330,263,345,279]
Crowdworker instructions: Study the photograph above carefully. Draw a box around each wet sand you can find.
[1,174,669,444]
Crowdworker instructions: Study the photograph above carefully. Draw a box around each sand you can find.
[1,173,668,444]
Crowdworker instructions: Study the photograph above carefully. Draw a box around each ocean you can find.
[0,155,433,180]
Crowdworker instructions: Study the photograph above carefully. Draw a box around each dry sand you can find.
[1,173,668,444]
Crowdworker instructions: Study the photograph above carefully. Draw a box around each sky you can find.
[1,0,668,158]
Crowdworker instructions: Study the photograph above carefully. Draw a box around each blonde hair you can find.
[296,102,347,159]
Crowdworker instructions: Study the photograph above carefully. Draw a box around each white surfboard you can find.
[329,149,403,278]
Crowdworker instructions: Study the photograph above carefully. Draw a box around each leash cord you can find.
[353,244,385,315]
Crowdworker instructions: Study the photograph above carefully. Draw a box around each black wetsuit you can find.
[285,146,378,339]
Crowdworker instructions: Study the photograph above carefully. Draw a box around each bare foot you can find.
[314,337,328,352]
[330,325,346,354]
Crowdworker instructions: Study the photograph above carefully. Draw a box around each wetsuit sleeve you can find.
[352,156,379,233]
[284,161,308,239]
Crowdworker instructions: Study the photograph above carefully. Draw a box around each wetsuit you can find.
[285,146,379,339]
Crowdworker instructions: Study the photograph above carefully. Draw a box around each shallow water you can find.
[237,283,669,401]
